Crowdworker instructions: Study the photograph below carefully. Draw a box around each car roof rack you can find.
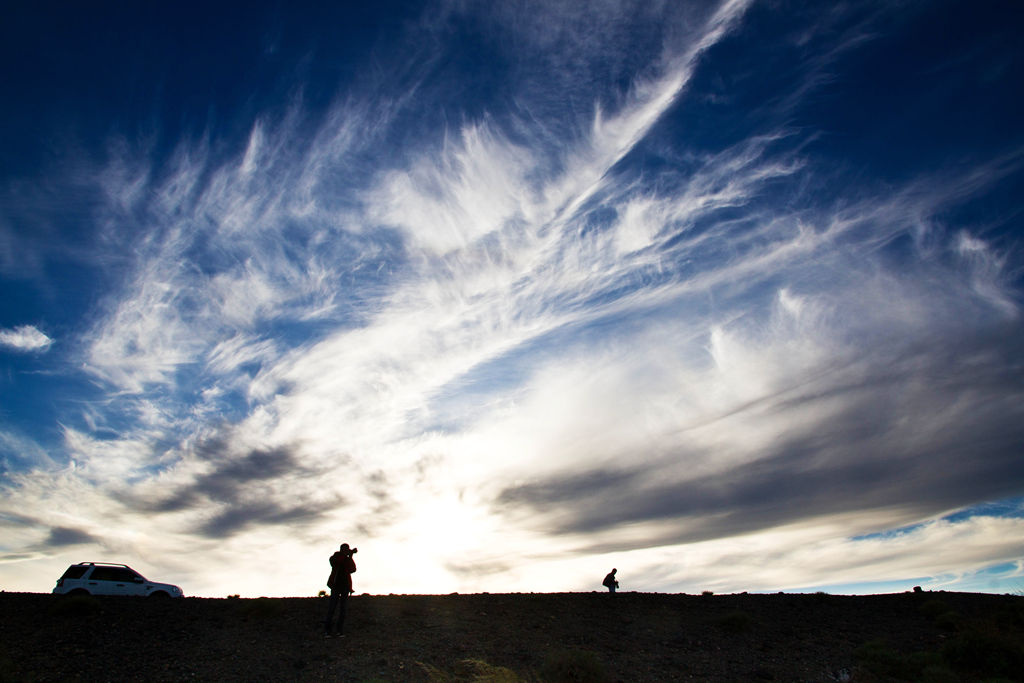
[77,562,132,568]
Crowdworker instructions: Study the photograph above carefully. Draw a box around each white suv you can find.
[53,562,184,598]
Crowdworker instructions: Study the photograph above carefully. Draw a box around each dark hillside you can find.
[1,591,1022,681]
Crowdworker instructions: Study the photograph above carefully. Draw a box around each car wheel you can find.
[148,591,170,598]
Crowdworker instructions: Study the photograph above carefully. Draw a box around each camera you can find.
[349,547,358,555]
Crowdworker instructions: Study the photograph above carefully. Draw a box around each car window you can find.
[89,567,120,581]
[111,567,140,582]
[60,565,88,580]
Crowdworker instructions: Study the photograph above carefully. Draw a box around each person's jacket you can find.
[327,553,357,592]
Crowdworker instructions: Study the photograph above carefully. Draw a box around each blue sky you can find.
[2,0,1023,597]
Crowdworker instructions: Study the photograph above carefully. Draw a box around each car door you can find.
[87,566,142,595]
[111,567,147,595]
[86,566,128,595]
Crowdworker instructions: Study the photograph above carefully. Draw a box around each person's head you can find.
[339,543,350,553]
[611,568,617,574]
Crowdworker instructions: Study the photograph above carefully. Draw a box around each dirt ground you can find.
[1,590,1022,681]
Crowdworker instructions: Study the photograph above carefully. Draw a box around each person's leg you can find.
[324,589,340,633]
[335,593,348,635]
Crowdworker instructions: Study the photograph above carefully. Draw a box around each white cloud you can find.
[955,230,1018,318]
[627,514,1024,595]
[83,267,204,393]
[207,334,278,376]
[368,123,535,255]
[0,325,53,352]
[0,428,55,470]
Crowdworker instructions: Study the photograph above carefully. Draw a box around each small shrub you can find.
[540,649,610,683]
[226,594,240,599]
[714,610,754,634]
[701,590,713,597]
[49,595,101,617]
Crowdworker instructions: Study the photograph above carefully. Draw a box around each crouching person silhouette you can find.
[324,542,357,637]
[603,568,619,593]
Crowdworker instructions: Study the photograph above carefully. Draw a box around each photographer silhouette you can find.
[324,543,357,637]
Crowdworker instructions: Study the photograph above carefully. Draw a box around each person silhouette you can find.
[324,542,357,637]
[603,568,619,593]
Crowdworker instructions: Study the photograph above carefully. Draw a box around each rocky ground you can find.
[1,591,1022,681]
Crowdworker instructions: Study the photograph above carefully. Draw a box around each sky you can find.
[1,0,1023,598]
